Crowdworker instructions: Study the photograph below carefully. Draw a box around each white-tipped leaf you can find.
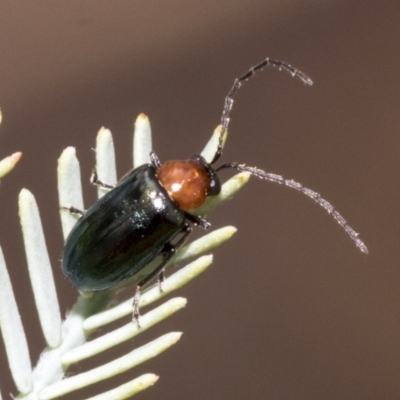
[194,172,250,216]
[133,113,152,168]
[63,297,186,365]
[0,152,22,179]
[19,189,62,349]
[95,127,117,198]
[85,374,159,400]
[0,116,249,399]
[83,255,213,330]
[171,226,236,266]
[57,147,84,239]
[0,247,32,394]
[201,125,227,163]
[139,255,213,309]
[39,332,182,400]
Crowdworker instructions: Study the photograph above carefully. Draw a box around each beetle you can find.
[62,58,368,324]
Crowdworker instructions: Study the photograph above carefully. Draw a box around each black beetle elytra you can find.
[62,58,368,324]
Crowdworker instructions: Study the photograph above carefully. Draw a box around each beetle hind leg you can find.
[158,270,165,291]
[132,223,192,327]
[132,248,175,327]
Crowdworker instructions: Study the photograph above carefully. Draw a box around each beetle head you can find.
[156,155,221,211]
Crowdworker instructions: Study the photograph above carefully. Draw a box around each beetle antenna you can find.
[216,162,368,254]
[210,58,313,165]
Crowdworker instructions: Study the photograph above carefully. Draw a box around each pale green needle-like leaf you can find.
[0,114,243,399]
[0,109,22,179]
[63,297,186,365]
[85,374,159,400]
[83,255,213,330]
[0,151,22,179]
[39,332,182,400]
[95,127,117,198]
[19,189,62,349]
[201,125,227,163]
[134,113,152,168]
[170,225,236,266]
[0,247,32,395]
[57,147,84,239]
[194,171,250,216]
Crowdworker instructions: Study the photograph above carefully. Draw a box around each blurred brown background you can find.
[0,1,398,399]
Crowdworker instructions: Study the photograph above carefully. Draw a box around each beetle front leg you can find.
[61,206,85,217]
[90,168,115,189]
[184,212,210,230]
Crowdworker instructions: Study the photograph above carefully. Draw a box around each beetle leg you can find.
[157,223,192,292]
[184,211,211,230]
[132,250,175,327]
[132,286,142,326]
[132,224,192,327]
[90,168,114,189]
[61,206,85,217]
[158,270,165,291]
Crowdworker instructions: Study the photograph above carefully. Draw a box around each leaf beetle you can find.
[62,58,368,324]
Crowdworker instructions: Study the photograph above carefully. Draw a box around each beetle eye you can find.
[207,175,221,196]
[188,154,220,196]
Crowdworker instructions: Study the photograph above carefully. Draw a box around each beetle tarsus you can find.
[158,270,165,292]
[132,286,142,328]
[91,168,114,189]
[61,206,85,217]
